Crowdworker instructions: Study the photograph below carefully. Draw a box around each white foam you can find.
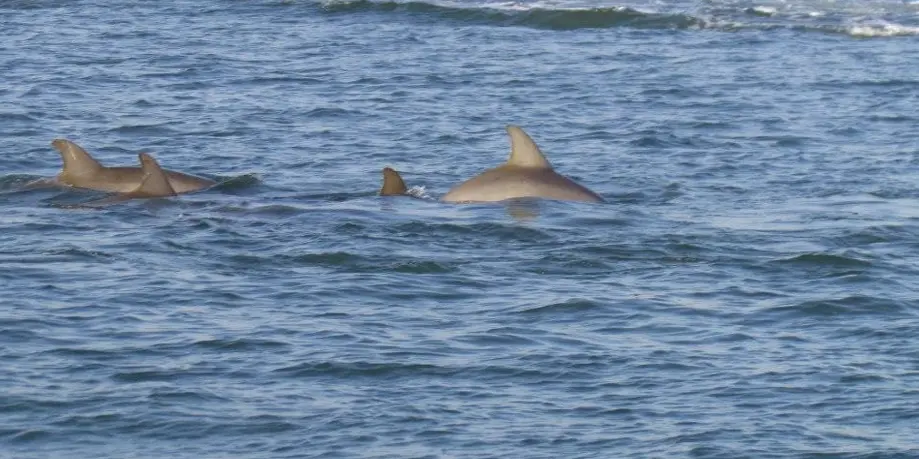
[407,185,432,200]
[478,1,637,13]
[752,6,777,16]
[847,22,919,37]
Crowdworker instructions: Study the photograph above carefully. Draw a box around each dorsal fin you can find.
[132,153,176,197]
[380,167,408,195]
[51,139,104,176]
[505,125,552,169]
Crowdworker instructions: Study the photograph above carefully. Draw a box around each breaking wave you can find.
[319,0,704,30]
[316,0,919,37]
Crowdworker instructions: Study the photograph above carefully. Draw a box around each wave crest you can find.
[320,0,704,30]
[317,0,919,37]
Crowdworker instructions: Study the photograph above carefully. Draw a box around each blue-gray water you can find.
[2,1,919,458]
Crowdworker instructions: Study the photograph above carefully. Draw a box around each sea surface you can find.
[2,0,919,458]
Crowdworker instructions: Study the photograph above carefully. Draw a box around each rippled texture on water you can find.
[2,0,919,458]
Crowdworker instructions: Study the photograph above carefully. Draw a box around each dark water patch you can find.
[390,260,454,274]
[524,252,613,274]
[833,225,908,246]
[454,330,541,346]
[211,173,262,192]
[193,337,289,351]
[274,361,458,379]
[0,246,115,264]
[635,361,705,372]
[800,452,919,459]
[304,107,361,118]
[148,389,231,403]
[519,299,603,315]
[274,360,571,381]
[4,429,52,443]
[288,251,359,266]
[868,114,916,123]
[232,75,325,86]
[762,296,912,320]
[281,251,456,273]
[773,252,872,270]
[0,111,37,123]
[0,0,67,10]
[111,370,180,383]
[837,373,891,384]
[393,221,555,243]
[219,203,308,217]
[0,174,51,192]
[0,328,43,341]
[106,122,181,135]
[40,347,122,359]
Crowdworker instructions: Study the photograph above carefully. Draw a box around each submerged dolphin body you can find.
[51,139,215,194]
[380,126,603,203]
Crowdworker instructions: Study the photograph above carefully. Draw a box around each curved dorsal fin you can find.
[133,153,176,197]
[380,167,408,195]
[505,125,552,169]
[51,139,104,176]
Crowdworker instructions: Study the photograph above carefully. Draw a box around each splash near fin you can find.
[380,167,408,195]
[132,153,177,197]
[51,139,104,176]
[505,125,552,169]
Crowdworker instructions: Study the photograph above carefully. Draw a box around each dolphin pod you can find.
[381,125,603,203]
[33,124,602,206]
[51,139,215,195]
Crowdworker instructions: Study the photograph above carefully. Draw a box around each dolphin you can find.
[380,126,603,203]
[78,153,179,207]
[380,167,408,196]
[125,152,178,198]
[50,139,215,194]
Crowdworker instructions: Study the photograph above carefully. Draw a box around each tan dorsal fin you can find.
[505,125,552,169]
[51,139,104,176]
[380,167,408,195]
[133,153,177,197]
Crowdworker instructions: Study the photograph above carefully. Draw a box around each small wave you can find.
[745,6,777,17]
[763,295,911,319]
[776,253,872,269]
[0,175,53,192]
[319,0,704,30]
[519,299,602,315]
[304,107,362,118]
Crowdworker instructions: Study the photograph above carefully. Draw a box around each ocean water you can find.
[2,0,919,457]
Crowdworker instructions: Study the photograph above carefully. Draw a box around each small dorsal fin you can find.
[51,139,104,176]
[505,125,552,169]
[380,167,408,195]
[133,153,176,197]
